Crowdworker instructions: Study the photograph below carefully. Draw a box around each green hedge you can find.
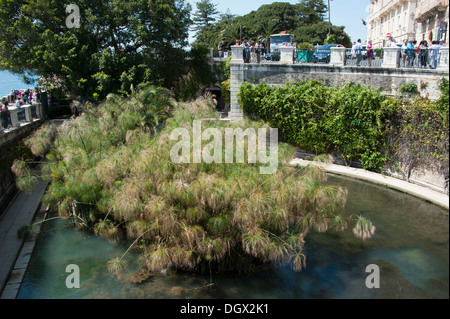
[239,79,449,174]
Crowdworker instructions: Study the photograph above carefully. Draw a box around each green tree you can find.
[324,34,336,44]
[0,0,192,100]
[293,21,351,47]
[297,0,328,25]
[260,19,282,52]
[219,23,247,47]
[194,2,350,49]
[192,0,219,36]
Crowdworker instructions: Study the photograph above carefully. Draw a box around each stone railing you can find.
[229,44,450,71]
[329,46,450,70]
[1,89,49,133]
[0,100,45,134]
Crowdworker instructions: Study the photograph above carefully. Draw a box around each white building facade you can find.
[367,0,449,48]
[415,0,449,44]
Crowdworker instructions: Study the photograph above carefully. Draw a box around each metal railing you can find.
[399,48,443,69]
[345,48,384,67]
[0,102,44,133]
[223,45,448,70]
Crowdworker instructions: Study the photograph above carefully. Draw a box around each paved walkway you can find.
[290,158,449,210]
[0,166,49,298]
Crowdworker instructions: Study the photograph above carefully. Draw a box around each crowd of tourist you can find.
[0,88,38,130]
[400,39,445,69]
[219,40,265,63]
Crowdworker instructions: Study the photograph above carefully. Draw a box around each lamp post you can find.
[327,0,333,38]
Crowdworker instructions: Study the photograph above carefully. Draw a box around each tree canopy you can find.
[195,1,351,49]
[191,0,219,36]
[0,0,193,100]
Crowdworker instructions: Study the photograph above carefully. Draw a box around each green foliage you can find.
[384,95,449,183]
[172,44,224,101]
[239,80,448,174]
[436,77,449,112]
[292,21,351,47]
[297,0,328,24]
[8,123,57,195]
[399,82,419,95]
[0,0,192,100]
[195,1,351,49]
[0,132,34,200]
[47,105,72,119]
[24,122,57,157]
[324,34,336,45]
[192,0,219,35]
[297,42,314,50]
[221,79,230,104]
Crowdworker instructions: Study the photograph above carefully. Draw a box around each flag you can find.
[362,19,367,26]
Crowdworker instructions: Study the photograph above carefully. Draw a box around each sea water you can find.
[0,70,37,97]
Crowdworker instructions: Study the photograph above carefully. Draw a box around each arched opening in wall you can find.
[202,86,224,112]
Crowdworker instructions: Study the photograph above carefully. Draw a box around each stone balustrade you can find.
[280,46,296,64]
[437,47,449,71]
[0,102,43,133]
[381,47,401,68]
[330,47,347,67]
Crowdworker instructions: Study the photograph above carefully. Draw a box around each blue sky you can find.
[186,0,370,44]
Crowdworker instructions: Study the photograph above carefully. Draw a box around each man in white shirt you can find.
[429,41,441,69]
[354,39,363,66]
[401,39,408,67]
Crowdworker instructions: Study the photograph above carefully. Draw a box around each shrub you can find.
[398,82,418,95]
[239,79,449,187]
[239,80,389,170]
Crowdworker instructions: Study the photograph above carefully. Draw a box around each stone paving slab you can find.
[0,166,49,296]
[6,269,25,285]
[1,283,21,299]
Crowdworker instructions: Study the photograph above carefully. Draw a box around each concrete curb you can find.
[0,206,48,299]
[0,165,50,298]
[290,158,449,211]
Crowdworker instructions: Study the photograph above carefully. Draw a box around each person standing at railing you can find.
[218,42,224,59]
[367,41,374,67]
[15,98,22,108]
[407,40,415,67]
[401,39,408,67]
[413,41,420,67]
[388,37,397,47]
[1,101,9,129]
[418,41,428,68]
[243,41,251,63]
[250,41,256,63]
[255,41,263,64]
[0,101,8,112]
[438,40,445,66]
[354,39,363,66]
[429,41,440,69]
